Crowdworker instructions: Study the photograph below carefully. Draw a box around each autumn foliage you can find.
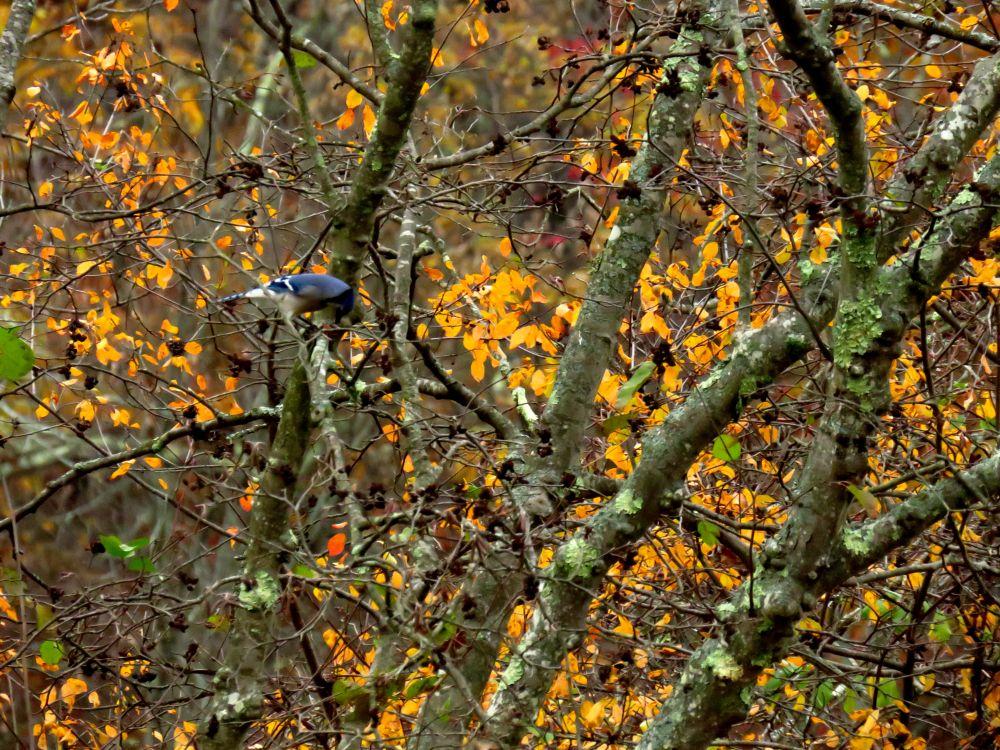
[0,0,999,749]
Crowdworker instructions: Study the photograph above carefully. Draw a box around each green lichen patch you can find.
[841,526,871,555]
[841,230,877,273]
[498,657,524,689]
[833,299,882,369]
[238,570,281,612]
[558,538,601,580]
[705,647,743,680]
[614,487,643,515]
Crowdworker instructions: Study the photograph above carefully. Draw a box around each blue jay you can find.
[218,273,354,319]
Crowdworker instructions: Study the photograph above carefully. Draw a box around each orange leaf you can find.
[109,460,135,480]
[165,0,179,11]
[326,533,347,558]
[336,108,356,130]
[362,105,376,138]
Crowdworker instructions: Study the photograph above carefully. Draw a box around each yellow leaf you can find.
[362,105,376,137]
[60,678,88,709]
[381,0,397,30]
[613,614,635,638]
[346,89,362,108]
[110,460,135,480]
[336,108,355,130]
[77,260,97,276]
[38,181,53,198]
[75,400,96,422]
[96,339,122,365]
[473,18,489,44]
[492,316,518,339]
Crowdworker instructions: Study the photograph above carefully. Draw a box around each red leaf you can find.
[326,533,347,558]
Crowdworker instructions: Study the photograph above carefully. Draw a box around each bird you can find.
[217,273,355,320]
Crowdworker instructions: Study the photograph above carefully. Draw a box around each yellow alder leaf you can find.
[499,237,513,257]
[492,316,518,339]
[77,260,98,276]
[381,0,397,30]
[613,614,635,638]
[470,358,485,381]
[346,89,363,108]
[474,18,489,43]
[362,105,376,137]
[110,460,135,480]
[75,399,96,422]
[581,699,605,728]
[38,181,53,198]
[69,101,93,125]
[60,678,88,708]
[96,339,122,365]
[144,457,163,468]
[51,227,65,241]
[926,64,942,78]
[336,108,355,130]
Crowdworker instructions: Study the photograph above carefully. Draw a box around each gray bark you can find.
[0,0,36,134]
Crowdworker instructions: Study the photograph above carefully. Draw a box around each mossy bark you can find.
[417,7,722,747]
[199,3,439,747]
[0,0,36,134]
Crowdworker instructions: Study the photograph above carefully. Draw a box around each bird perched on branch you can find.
[218,273,355,320]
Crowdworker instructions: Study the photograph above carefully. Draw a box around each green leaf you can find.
[404,674,443,699]
[127,556,155,574]
[99,534,125,557]
[0,328,35,382]
[930,612,953,643]
[291,50,317,69]
[121,537,150,555]
[814,679,835,708]
[39,639,65,666]
[36,604,54,630]
[206,613,230,631]
[601,413,630,435]
[847,484,880,515]
[697,520,720,548]
[712,434,741,463]
[874,677,900,708]
[0,568,25,596]
[615,361,656,410]
[291,564,317,579]
[331,679,367,705]
[432,620,458,646]
[99,535,149,559]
